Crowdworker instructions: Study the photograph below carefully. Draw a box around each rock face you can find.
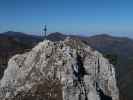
[0,38,119,100]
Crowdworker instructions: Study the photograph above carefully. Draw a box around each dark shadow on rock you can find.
[97,89,112,100]
[76,54,87,80]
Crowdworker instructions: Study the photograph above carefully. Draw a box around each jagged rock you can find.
[0,38,119,100]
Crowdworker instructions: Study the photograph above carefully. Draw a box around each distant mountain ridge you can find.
[0,31,133,100]
[0,31,43,43]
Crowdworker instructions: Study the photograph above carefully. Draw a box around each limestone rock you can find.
[0,38,119,100]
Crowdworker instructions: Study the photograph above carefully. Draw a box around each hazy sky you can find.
[0,0,133,37]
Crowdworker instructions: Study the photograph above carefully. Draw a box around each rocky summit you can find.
[0,37,119,100]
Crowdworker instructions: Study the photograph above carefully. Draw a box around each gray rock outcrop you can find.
[0,38,119,100]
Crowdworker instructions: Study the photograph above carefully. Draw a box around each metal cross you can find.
[43,24,47,39]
